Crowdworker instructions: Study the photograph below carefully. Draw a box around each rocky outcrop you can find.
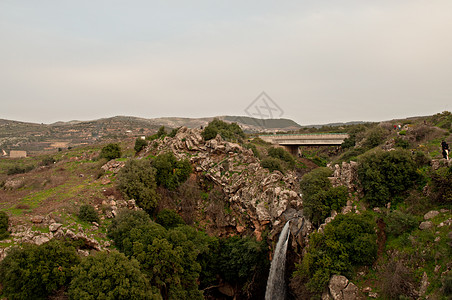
[145,127,307,239]
[328,161,359,192]
[101,160,125,173]
[322,275,361,300]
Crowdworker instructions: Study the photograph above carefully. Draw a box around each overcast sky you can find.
[1,1,451,125]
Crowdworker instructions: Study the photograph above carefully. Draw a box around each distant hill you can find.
[0,115,303,154]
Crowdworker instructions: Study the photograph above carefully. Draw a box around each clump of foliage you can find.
[151,152,192,190]
[341,134,356,149]
[69,251,158,300]
[218,235,269,285]
[201,119,245,142]
[7,164,34,175]
[362,127,386,149]
[357,149,419,207]
[381,256,415,299]
[428,165,452,204]
[107,209,210,300]
[384,210,418,237]
[293,213,377,295]
[117,159,160,212]
[40,156,56,166]
[267,147,296,168]
[0,241,80,300]
[300,167,348,226]
[0,211,10,240]
[168,127,180,138]
[134,138,148,153]
[156,209,185,229]
[78,204,99,223]
[100,143,121,160]
[261,157,284,173]
[244,143,260,158]
[395,137,410,149]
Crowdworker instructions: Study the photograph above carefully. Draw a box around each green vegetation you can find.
[7,164,34,175]
[300,167,348,226]
[201,119,245,142]
[0,241,80,300]
[117,159,160,212]
[151,152,192,190]
[261,157,284,173]
[78,204,99,223]
[69,251,158,300]
[267,147,295,168]
[0,211,9,240]
[156,209,185,229]
[357,149,419,207]
[293,213,377,294]
[100,143,122,160]
[134,138,148,153]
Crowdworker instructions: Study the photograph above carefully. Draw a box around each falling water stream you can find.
[265,220,291,300]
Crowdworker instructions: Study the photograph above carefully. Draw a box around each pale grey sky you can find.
[1,0,451,125]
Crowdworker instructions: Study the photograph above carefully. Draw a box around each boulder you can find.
[424,210,439,220]
[329,275,349,300]
[419,221,433,230]
[49,223,62,232]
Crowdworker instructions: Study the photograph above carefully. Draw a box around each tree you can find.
[201,119,245,142]
[357,149,419,207]
[0,241,80,300]
[152,152,192,190]
[68,251,159,300]
[117,159,160,212]
[134,138,148,153]
[100,143,121,160]
[156,209,185,229]
[267,147,295,168]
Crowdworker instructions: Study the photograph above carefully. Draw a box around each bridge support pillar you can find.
[282,145,299,156]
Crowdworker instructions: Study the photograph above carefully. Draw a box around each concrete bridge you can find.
[258,133,349,155]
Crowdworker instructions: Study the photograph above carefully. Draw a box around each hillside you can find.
[0,112,451,299]
[0,115,303,156]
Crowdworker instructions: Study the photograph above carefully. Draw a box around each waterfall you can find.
[265,220,291,300]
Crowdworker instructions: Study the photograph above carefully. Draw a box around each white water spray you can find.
[265,220,291,300]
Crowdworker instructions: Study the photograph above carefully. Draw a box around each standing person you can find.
[441,140,450,160]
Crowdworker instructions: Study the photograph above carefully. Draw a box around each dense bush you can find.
[429,166,452,204]
[363,127,386,149]
[152,152,192,190]
[357,149,419,207]
[69,251,158,300]
[156,209,185,229]
[107,209,210,300]
[134,138,148,153]
[0,211,9,240]
[218,235,269,285]
[0,241,80,300]
[300,167,348,226]
[395,137,410,149]
[267,147,295,168]
[201,119,245,142]
[100,143,121,160]
[261,157,284,173]
[384,210,418,237]
[78,204,99,223]
[117,159,160,212]
[7,164,34,175]
[244,143,260,158]
[293,213,377,294]
[40,156,56,166]
[341,134,356,149]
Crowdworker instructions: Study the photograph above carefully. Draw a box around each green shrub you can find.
[395,137,410,149]
[429,166,452,204]
[117,159,160,212]
[384,210,418,237]
[0,241,80,300]
[40,156,56,166]
[201,119,245,142]
[244,143,260,158]
[218,236,268,285]
[0,211,9,240]
[100,143,121,160]
[69,251,157,300]
[134,138,148,153]
[152,152,192,190]
[413,150,431,167]
[261,157,284,173]
[268,147,295,168]
[341,134,356,149]
[78,204,99,223]
[357,149,419,207]
[363,127,386,149]
[156,209,185,229]
[7,164,34,175]
[293,213,377,294]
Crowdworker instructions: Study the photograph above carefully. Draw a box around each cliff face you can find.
[143,127,309,240]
